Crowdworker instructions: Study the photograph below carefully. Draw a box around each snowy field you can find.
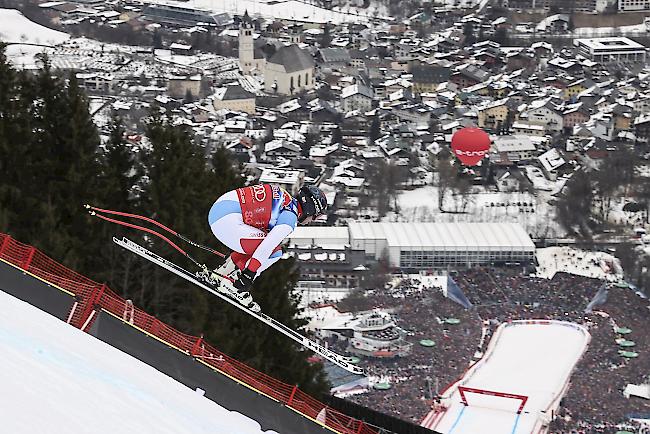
[0,9,69,69]
[0,290,277,434]
[421,320,590,434]
[392,184,564,239]
[144,0,383,24]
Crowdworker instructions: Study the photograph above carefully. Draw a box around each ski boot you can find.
[198,258,260,312]
[211,256,239,281]
[197,256,238,285]
[220,278,260,313]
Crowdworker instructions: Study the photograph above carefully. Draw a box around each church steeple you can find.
[242,9,252,26]
[239,11,254,75]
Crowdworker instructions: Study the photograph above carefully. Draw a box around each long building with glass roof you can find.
[289,222,535,270]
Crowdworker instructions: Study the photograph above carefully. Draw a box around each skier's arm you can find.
[248,210,297,273]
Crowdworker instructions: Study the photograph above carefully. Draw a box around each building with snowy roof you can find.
[574,37,647,64]
[340,84,374,113]
[212,85,255,114]
[288,222,535,274]
[142,4,229,27]
[309,309,412,359]
[491,135,538,163]
[258,167,304,195]
[264,44,315,95]
[348,222,535,269]
[538,148,566,180]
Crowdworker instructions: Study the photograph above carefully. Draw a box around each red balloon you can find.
[451,127,491,166]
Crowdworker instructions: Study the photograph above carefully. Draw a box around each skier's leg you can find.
[210,212,267,254]
[208,190,265,248]
[208,196,283,278]
[207,198,265,309]
[237,239,283,273]
[254,249,282,277]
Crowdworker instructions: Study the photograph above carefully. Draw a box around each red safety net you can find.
[0,233,377,434]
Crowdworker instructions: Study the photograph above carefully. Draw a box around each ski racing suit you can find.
[208,184,298,276]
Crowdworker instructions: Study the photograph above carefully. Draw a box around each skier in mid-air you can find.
[101,185,361,373]
[207,183,327,305]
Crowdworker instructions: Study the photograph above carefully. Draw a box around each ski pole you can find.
[86,207,210,271]
[84,204,225,258]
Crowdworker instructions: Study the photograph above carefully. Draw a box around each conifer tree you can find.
[101,112,139,210]
[1,54,104,273]
[252,257,330,395]
[368,116,381,143]
[1,61,42,239]
[91,113,142,287]
[139,118,329,393]
[0,43,19,230]
[133,109,213,332]
[28,67,103,269]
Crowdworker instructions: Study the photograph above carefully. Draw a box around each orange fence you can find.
[0,233,377,434]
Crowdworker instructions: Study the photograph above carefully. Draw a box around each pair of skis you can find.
[87,206,364,375]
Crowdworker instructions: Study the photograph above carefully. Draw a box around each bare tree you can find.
[593,146,637,226]
[556,171,594,237]
[436,153,456,212]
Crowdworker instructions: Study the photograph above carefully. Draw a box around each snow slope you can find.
[535,246,623,281]
[0,9,69,44]
[145,0,376,24]
[0,290,278,434]
[0,8,70,69]
[422,321,590,434]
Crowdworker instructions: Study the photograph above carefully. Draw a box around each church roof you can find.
[267,44,314,73]
[214,85,255,101]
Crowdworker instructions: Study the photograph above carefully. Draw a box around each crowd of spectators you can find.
[547,286,650,434]
[339,278,482,423]
[336,267,650,432]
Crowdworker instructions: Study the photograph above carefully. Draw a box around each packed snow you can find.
[421,321,590,434]
[0,290,278,434]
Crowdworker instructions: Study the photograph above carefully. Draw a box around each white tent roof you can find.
[290,226,350,242]
[348,222,535,251]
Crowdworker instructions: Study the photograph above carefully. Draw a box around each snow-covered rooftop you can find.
[348,222,535,250]
[258,167,302,185]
